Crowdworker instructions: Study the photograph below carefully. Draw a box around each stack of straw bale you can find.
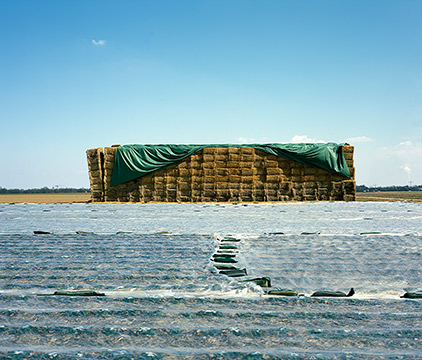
[86,145,355,203]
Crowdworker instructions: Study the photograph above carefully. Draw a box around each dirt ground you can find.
[1,192,421,204]
[355,191,422,203]
[0,193,91,204]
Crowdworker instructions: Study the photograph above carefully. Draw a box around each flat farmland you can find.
[356,191,422,202]
[0,193,91,204]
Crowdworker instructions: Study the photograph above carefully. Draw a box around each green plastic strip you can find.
[110,143,350,186]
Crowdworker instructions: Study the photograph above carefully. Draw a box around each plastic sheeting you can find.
[110,143,350,186]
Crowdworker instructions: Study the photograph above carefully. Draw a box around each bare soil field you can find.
[0,193,91,204]
[356,191,422,203]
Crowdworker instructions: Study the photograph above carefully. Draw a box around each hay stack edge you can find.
[86,143,355,203]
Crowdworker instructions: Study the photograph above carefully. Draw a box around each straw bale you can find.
[203,169,215,177]
[190,161,201,169]
[90,169,102,180]
[164,176,176,185]
[164,168,178,177]
[229,175,241,183]
[291,175,303,182]
[154,189,166,198]
[191,189,202,197]
[154,183,166,191]
[216,168,228,176]
[215,161,226,169]
[266,175,281,183]
[253,181,264,190]
[241,154,254,162]
[217,148,229,155]
[204,190,216,198]
[129,192,140,202]
[254,167,266,176]
[86,148,99,157]
[203,147,217,155]
[227,168,241,176]
[217,175,229,183]
[344,194,355,201]
[141,175,153,185]
[191,182,202,191]
[304,167,317,175]
[89,162,100,171]
[277,158,291,167]
[217,182,229,190]
[228,147,240,154]
[104,152,115,161]
[216,190,230,201]
[178,182,190,191]
[264,160,278,168]
[91,192,102,200]
[177,161,188,169]
[204,176,215,183]
[266,190,277,198]
[348,168,355,178]
[178,169,190,177]
[304,187,316,196]
[203,155,214,162]
[240,168,254,176]
[228,182,240,190]
[343,180,355,191]
[104,147,117,154]
[253,190,265,201]
[303,175,317,182]
[266,182,279,190]
[266,168,282,175]
[203,162,215,169]
[240,147,254,155]
[343,152,353,161]
[215,154,227,162]
[291,168,304,176]
[191,169,203,177]
[104,161,114,171]
[189,175,201,183]
[203,182,215,190]
[342,145,354,153]
[346,159,354,167]
[227,161,240,168]
[242,176,254,184]
[154,175,164,183]
[229,153,240,161]
[330,181,342,191]
[90,183,103,192]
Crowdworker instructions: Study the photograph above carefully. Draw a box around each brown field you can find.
[356,191,422,203]
[0,193,91,204]
[1,192,422,204]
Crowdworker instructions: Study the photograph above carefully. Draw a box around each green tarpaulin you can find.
[110,143,350,186]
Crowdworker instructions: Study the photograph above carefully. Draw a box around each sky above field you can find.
[1,0,421,188]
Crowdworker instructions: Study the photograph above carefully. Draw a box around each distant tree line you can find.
[356,185,422,192]
[0,187,90,194]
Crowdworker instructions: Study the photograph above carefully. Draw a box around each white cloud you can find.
[289,135,326,143]
[235,137,256,143]
[400,164,412,178]
[92,39,106,46]
[379,141,422,159]
[345,136,372,143]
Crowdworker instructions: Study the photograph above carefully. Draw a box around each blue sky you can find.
[1,0,421,188]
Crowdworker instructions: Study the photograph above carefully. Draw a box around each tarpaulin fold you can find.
[110,143,350,186]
